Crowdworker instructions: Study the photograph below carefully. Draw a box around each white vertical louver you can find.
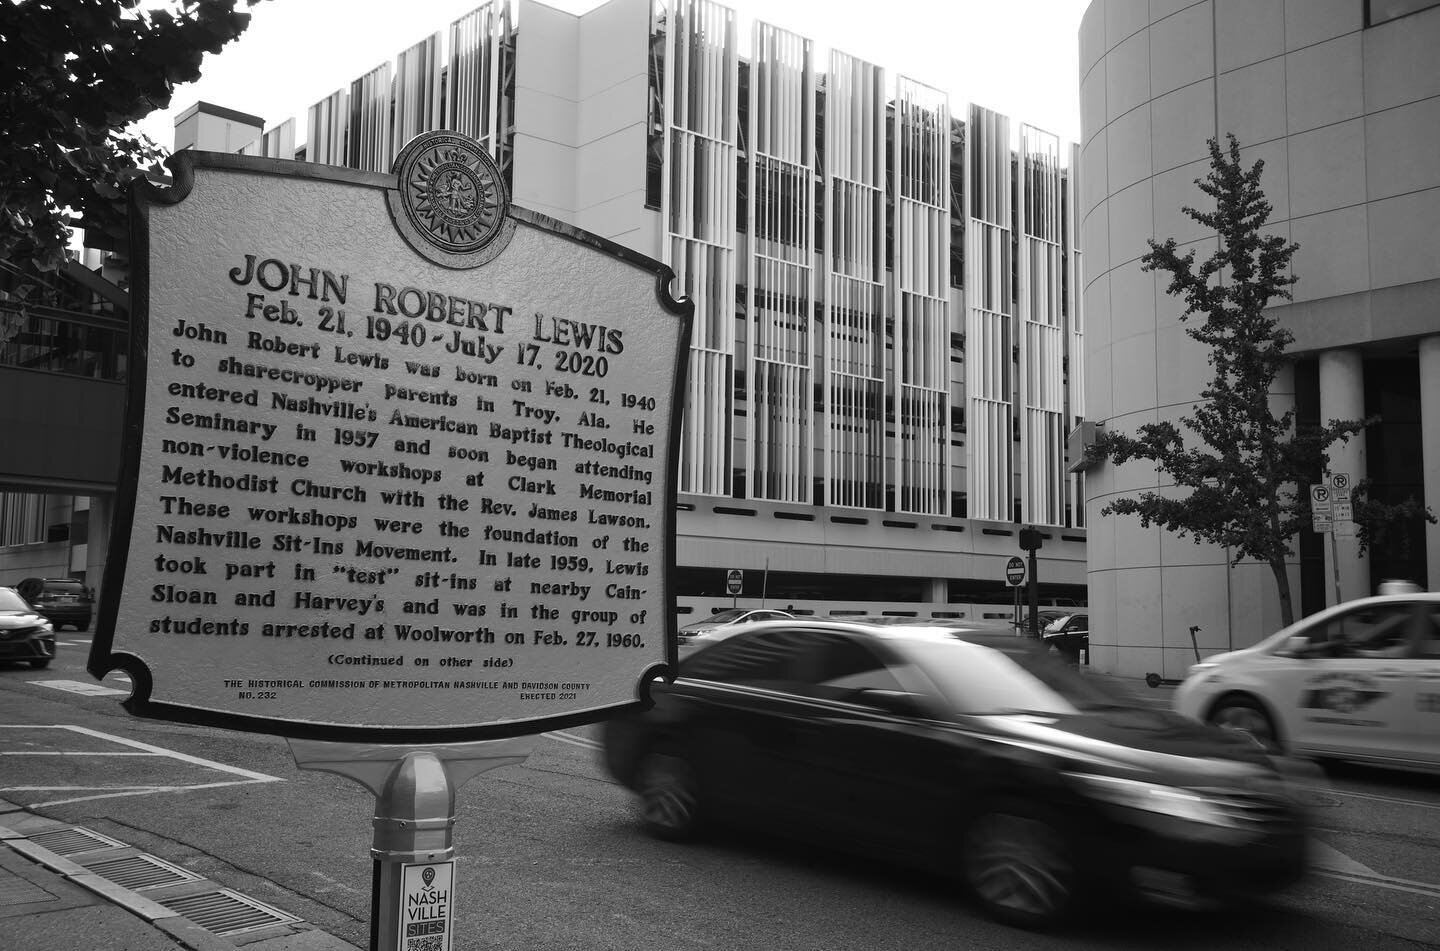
[394,33,443,161]
[745,22,814,503]
[891,78,950,516]
[307,90,348,167]
[1066,140,1085,527]
[823,51,887,510]
[964,103,1013,522]
[1018,124,1065,527]
[448,2,512,163]
[262,120,295,160]
[348,62,393,173]
[662,0,739,497]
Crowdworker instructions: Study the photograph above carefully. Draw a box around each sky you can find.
[133,0,1088,153]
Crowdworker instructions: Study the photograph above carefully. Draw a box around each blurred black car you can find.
[0,587,57,669]
[603,620,1306,929]
[17,577,92,631]
[1042,613,1089,661]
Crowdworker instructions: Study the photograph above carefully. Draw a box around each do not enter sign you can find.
[1006,557,1026,587]
[726,569,743,596]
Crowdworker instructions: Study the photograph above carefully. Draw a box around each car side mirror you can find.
[853,689,927,718]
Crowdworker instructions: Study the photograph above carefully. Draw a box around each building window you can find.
[0,493,49,547]
[1366,0,1440,25]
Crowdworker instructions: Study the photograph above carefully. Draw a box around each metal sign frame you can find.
[89,148,693,743]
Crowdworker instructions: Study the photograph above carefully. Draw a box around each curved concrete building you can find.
[1079,0,1440,678]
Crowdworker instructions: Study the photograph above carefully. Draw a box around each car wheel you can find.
[77,620,90,633]
[1208,695,1281,754]
[635,751,701,841]
[962,810,1076,929]
[29,658,52,669]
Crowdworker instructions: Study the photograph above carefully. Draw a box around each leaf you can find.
[3,0,270,273]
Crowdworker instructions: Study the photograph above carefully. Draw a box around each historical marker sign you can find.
[90,137,692,741]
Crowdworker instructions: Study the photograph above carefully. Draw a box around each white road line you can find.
[1311,840,1379,877]
[56,725,282,782]
[0,725,282,785]
[28,680,127,697]
[546,730,601,751]
[1317,869,1440,900]
[1326,788,1440,811]
[0,752,160,757]
[26,780,273,809]
[0,786,165,792]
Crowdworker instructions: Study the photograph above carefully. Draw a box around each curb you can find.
[0,801,357,951]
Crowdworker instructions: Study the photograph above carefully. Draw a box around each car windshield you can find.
[902,637,1129,716]
[0,589,33,612]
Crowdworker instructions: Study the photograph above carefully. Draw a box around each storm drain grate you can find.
[85,853,202,891]
[28,826,127,856]
[159,889,299,936]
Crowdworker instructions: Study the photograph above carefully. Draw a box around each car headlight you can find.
[1065,773,1237,828]
[1185,661,1219,679]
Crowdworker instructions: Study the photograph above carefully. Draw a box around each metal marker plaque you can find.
[91,136,691,741]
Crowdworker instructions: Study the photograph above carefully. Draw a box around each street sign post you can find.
[92,131,694,951]
[1321,473,1353,605]
[1017,529,1043,637]
[1005,556,1026,634]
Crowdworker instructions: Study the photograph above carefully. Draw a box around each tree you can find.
[1,0,264,283]
[1085,134,1422,629]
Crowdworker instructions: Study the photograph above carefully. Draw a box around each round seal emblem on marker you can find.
[388,131,515,269]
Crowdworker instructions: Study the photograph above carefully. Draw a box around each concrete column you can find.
[1319,350,1367,605]
[1420,337,1440,591]
[85,494,113,603]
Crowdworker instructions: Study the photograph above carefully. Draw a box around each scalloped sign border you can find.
[89,141,691,743]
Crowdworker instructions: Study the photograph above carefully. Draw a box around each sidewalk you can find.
[0,800,357,951]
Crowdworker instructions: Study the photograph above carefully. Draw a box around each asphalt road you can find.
[2,641,1439,951]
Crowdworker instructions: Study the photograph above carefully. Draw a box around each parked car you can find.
[604,619,1306,929]
[0,586,57,669]
[16,577,93,631]
[1175,594,1440,771]
[677,608,794,644]
[1016,610,1067,638]
[1042,613,1089,661]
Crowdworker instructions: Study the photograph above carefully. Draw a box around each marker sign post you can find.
[89,133,691,950]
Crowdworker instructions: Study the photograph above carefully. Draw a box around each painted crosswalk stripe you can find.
[29,680,128,697]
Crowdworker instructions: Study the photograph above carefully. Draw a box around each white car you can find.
[1174,593,1440,771]
[676,608,795,644]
